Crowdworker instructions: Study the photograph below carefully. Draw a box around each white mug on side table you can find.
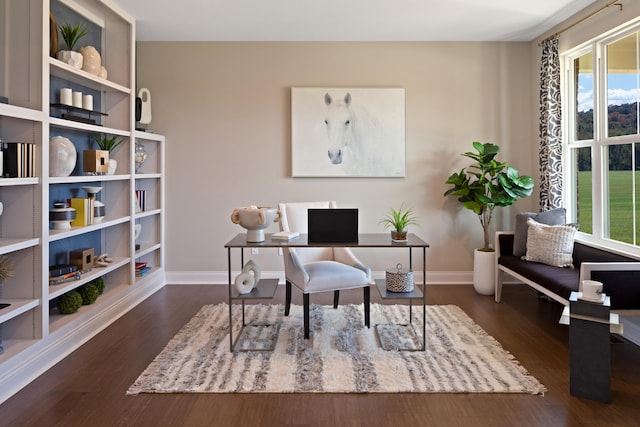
[581,280,604,302]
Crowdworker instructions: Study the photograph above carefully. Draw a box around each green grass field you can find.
[577,170,639,244]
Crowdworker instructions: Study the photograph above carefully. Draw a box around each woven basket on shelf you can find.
[386,263,414,293]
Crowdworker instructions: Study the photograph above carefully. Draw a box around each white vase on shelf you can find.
[56,50,83,69]
[135,142,147,172]
[49,202,76,230]
[82,186,105,223]
[107,159,117,175]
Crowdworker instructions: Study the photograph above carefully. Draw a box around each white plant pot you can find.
[56,50,83,69]
[473,248,496,295]
[107,159,117,175]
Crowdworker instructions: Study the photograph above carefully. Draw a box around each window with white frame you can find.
[564,23,640,252]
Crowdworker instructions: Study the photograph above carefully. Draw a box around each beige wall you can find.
[136,41,538,281]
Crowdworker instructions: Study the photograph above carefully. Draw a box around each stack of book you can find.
[272,231,300,240]
[135,190,147,212]
[48,264,80,285]
[135,261,151,277]
[68,198,95,226]
[1,142,37,178]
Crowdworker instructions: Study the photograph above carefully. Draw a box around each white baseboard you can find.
[166,270,474,285]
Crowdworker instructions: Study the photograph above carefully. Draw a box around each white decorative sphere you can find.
[49,136,77,177]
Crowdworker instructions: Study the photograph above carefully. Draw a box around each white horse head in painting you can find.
[324,92,355,165]
[323,92,391,176]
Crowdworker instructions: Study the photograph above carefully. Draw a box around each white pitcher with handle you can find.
[138,88,152,125]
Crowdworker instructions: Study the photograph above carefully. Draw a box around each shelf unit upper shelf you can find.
[48,175,131,184]
[0,104,45,122]
[0,178,39,187]
[49,58,131,94]
[48,257,130,300]
[48,216,131,242]
[49,117,131,136]
[0,299,40,324]
[0,238,41,256]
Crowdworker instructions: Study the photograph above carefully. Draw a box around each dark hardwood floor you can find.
[0,284,638,427]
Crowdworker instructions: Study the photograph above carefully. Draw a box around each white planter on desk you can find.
[473,248,496,295]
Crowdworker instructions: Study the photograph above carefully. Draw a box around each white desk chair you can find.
[278,201,372,339]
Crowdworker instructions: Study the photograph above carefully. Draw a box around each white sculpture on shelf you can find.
[234,259,262,294]
[79,45,102,76]
[138,88,152,125]
[82,186,105,223]
[230,205,280,242]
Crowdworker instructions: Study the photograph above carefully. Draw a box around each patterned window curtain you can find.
[539,38,563,210]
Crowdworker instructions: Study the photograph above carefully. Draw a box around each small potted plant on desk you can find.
[379,205,420,242]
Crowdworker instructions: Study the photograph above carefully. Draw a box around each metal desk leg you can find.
[228,247,233,351]
[422,246,426,351]
[409,247,413,323]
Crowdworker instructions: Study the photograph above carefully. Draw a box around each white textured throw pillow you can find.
[523,218,577,268]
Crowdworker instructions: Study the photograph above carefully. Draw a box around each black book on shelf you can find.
[49,264,78,278]
[2,142,21,177]
[1,142,36,178]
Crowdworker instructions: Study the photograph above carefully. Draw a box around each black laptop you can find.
[307,208,359,243]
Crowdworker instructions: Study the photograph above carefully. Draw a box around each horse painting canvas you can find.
[292,88,405,177]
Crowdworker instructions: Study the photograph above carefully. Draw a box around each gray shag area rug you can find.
[126,303,546,395]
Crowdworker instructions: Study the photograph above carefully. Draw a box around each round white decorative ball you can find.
[49,136,77,177]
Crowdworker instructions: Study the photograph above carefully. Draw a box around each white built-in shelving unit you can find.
[0,0,165,404]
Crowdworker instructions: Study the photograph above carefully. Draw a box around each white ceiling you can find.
[110,0,598,42]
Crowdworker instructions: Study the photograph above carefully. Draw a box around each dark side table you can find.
[560,291,622,403]
[374,279,425,351]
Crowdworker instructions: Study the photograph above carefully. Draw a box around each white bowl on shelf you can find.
[82,186,103,195]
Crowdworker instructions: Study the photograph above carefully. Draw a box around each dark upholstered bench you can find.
[495,232,640,345]
[496,232,640,308]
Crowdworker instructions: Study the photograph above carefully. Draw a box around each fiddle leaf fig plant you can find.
[444,142,534,251]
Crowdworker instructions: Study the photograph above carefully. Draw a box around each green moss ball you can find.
[78,283,99,305]
[91,277,105,295]
[57,291,83,314]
